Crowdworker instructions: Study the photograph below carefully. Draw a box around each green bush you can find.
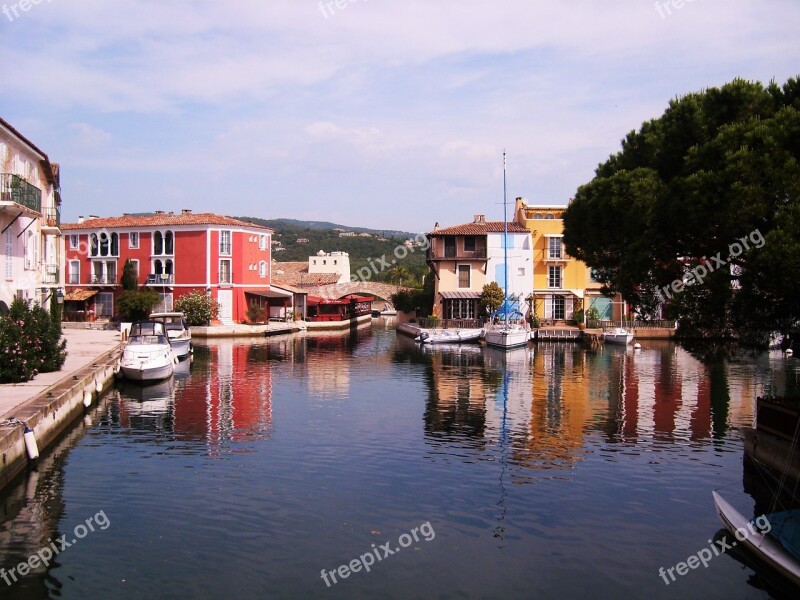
[0,299,66,383]
[175,291,220,326]
[117,289,161,321]
[246,302,266,324]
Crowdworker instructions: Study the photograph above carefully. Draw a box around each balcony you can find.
[146,274,175,285]
[90,275,117,286]
[426,247,487,261]
[44,206,60,229]
[0,173,42,213]
[541,249,571,263]
[42,264,60,285]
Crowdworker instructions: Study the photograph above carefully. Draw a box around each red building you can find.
[61,211,274,324]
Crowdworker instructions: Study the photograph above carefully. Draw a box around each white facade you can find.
[486,231,533,316]
[308,250,351,284]
[0,119,62,313]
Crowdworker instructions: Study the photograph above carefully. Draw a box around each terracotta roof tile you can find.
[271,261,341,286]
[428,221,529,236]
[61,213,272,231]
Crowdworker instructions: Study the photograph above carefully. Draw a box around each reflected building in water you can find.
[424,342,787,477]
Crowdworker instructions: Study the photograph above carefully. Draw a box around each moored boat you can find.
[712,491,800,587]
[120,321,176,383]
[149,311,192,360]
[602,327,634,345]
[415,328,482,344]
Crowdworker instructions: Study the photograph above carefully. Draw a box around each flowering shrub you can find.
[0,299,67,383]
[174,291,220,326]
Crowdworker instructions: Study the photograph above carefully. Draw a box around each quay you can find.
[0,328,122,492]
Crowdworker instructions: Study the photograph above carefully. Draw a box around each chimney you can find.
[473,214,485,223]
[433,222,440,231]
[123,213,130,217]
[155,210,164,215]
[78,215,84,224]
[182,209,192,215]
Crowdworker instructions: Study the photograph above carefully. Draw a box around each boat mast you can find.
[503,150,508,324]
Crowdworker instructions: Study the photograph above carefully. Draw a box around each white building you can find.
[0,118,62,314]
[308,250,351,284]
[486,230,533,315]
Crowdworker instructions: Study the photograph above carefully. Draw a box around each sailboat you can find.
[483,151,530,349]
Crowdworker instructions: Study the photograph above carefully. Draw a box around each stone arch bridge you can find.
[304,281,404,303]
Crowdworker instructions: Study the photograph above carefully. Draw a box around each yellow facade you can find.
[514,198,610,322]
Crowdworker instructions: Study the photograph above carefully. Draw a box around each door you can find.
[217,290,233,325]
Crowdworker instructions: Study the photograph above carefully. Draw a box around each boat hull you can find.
[483,328,529,349]
[712,491,800,587]
[120,362,174,383]
[169,337,192,360]
[416,329,482,344]
[603,329,634,345]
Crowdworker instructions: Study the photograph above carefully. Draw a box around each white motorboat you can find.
[603,327,634,345]
[120,321,176,382]
[415,328,483,344]
[150,311,192,360]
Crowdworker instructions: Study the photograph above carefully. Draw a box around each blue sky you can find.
[2,0,798,232]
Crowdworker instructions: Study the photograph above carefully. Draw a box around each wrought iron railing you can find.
[45,206,60,228]
[146,274,175,285]
[598,319,676,329]
[0,173,42,213]
[90,274,117,285]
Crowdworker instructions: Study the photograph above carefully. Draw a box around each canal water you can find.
[1,325,799,599]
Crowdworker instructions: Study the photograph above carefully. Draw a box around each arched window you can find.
[154,259,163,275]
[90,233,99,257]
[154,231,163,255]
[110,233,119,256]
[259,261,267,278]
[165,231,174,255]
[99,232,109,256]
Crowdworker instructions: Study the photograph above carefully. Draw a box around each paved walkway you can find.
[0,329,122,420]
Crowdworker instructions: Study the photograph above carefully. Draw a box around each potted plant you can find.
[574,309,585,330]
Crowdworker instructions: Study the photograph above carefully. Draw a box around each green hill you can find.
[232,216,428,286]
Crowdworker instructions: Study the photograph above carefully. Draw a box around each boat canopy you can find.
[490,298,524,320]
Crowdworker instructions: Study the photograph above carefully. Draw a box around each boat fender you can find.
[633,343,642,350]
[84,389,93,408]
[786,348,794,356]
[95,378,103,394]
[23,425,39,461]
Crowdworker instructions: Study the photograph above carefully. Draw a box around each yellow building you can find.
[514,197,618,323]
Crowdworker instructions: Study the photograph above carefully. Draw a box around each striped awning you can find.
[439,291,481,299]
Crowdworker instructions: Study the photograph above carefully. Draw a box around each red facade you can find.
[61,212,272,324]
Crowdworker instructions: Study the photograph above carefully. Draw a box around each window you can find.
[548,266,562,288]
[259,261,267,278]
[548,237,562,259]
[24,230,37,270]
[129,232,139,249]
[129,259,139,280]
[464,236,477,252]
[5,231,11,280]
[219,259,232,284]
[259,234,267,250]
[69,234,79,250]
[444,237,456,258]
[517,267,525,276]
[446,299,475,319]
[91,260,117,284]
[94,292,114,317]
[68,260,80,284]
[220,230,232,256]
[552,296,565,320]
[457,265,470,288]
[152,230,173,256]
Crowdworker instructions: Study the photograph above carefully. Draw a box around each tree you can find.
[479,282,505,316]
[120,259,139,291]
[175,291,220,326]
[0,299,66,383]
[563,76,800,340]
[117,289,161,322]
